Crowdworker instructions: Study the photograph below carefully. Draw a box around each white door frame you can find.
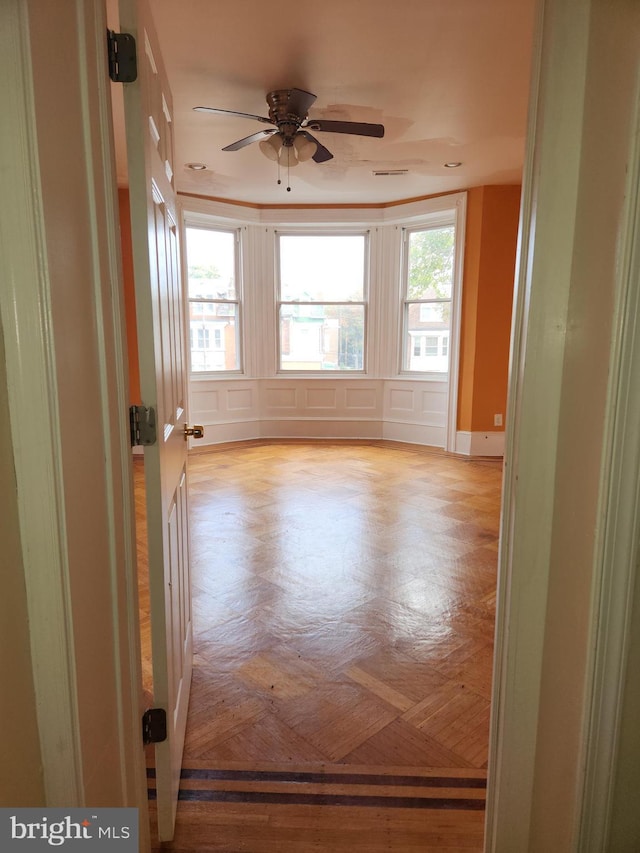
[0,0,83,804]
[577,45,640,852]
[0,0,148,845]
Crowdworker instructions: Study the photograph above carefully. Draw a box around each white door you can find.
[119,0,193,840]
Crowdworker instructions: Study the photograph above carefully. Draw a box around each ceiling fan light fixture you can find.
[293,134,317,162]
[259,134,282,161]
[278,145,299,168]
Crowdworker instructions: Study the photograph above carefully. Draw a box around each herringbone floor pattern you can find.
[137,440,502,850]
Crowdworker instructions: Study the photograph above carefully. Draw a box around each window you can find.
[277,233,367,372]
[424,335,438,357]
[185,226,241,373]
[402,225,454,372]
[191,327,209,349]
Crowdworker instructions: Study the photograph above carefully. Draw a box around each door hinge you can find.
[107,29,137,83]
[130,405,156,447]
[142,708,167,746]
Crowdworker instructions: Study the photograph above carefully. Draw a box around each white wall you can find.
[182,196,468,452]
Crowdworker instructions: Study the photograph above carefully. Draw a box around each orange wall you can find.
[458,185,521,432]
[118,188,141,404]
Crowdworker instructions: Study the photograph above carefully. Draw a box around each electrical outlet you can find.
[494,413,503,427]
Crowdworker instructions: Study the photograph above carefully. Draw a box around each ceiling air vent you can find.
[372,169,408,177]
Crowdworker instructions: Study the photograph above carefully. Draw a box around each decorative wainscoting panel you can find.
[345,386,378,410]
[261,380,383,427]
[383,379,448,448]
[189,377,503,455]
[227,387,254,411]
[305,387,338,409]
[190,379,261,445]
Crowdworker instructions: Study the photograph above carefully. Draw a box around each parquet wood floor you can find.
[136,441,503,851]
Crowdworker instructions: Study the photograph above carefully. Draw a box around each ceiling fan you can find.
[193,87,385,169]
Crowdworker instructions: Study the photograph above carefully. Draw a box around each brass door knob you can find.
[183,424,204,440]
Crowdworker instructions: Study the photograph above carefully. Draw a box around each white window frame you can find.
[275,229,369,375]
[185,224,243,376]
[400,221,457,376]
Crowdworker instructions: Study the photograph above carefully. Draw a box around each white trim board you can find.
[455,431,505,457]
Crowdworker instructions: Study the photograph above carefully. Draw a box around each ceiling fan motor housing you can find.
[267,89,313,144]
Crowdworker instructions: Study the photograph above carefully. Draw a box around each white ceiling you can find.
[112,0,536,206]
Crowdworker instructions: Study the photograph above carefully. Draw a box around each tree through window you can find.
[403,226,454,372]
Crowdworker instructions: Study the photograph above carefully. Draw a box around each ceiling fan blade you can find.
[222,129,277,151]
[193,106,274,126]
[286,88,317,117]
[300,131,333,163]
[305,119,385,138]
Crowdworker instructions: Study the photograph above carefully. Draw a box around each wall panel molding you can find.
[188,377,485,452]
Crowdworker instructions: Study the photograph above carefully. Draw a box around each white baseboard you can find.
[190,419,260,447]
[260,418,383,440]
[194,422,504,455]
[194,418,383,446]
[192,417,452,448]
[383,420,445,448]
[456,430,505,456]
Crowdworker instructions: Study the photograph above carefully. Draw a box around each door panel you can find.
[120,0,192,840]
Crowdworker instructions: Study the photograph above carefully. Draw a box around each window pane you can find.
[424,335,439,356]
[407,227,454,300]
[279,234,365,301]
[280,304,364,371]
[186,227,236,300]
[405,302,450,372]
[189,303,239,372]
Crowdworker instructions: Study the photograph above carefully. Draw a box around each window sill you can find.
[190,371,245,381]
[395,372,449,382]
[276,371,369,379]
